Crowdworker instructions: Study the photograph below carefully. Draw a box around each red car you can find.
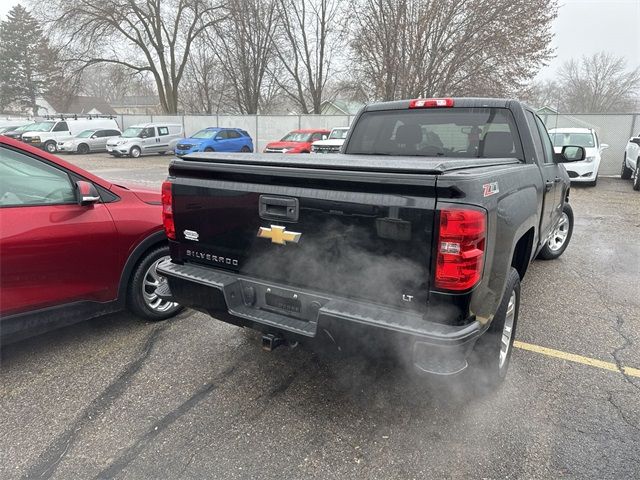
[0,136,181,342]
[263,129,330,154]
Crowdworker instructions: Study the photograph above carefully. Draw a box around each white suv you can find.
[107,123,183,158]
[311,126,349,154]
[622,132,640,190]
[548,128,608,186]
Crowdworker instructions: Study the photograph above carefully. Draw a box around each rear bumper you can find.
[157,260,485,375]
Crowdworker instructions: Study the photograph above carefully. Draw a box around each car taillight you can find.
[409,98,454,108]
[161,181,175,240]
[435,208,486,291]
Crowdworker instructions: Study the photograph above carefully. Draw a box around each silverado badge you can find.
[257,225,301,245]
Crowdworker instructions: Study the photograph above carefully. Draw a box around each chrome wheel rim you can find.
[548,212,569,252]
[131,148,140,158]
[46,143,56,153]
[142,256,179,313]
[499,291,517,369]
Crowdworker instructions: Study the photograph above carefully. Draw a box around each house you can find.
[320,99,365,116]
[110,96,162,115]
[37,95,117,116]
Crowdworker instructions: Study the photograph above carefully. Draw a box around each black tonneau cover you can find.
[180,152,520,174]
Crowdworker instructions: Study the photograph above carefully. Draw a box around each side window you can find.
[94,130,105,138]
[108,130,120,136]
[142,127,155,138]
[525,111,545,163]
[311,132,324,141]
[216,130,229,139]
[0,147,76,207]
[534,115,555,164]
[53,121,69,132]
[158,126,169,136]
[227,130,241,139]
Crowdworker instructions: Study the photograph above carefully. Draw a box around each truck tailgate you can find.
[168,157,437,312]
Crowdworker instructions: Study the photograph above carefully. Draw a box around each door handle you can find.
[544,180,554,192]
[554,177,562,183]
[259,195,299,222]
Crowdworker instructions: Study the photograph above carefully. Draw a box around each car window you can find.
[311,133,324,141]
[108,130,121,136]
[525,111,545,164]
[142,127,155,138]
[0,147,76,207]
[158,126,169,136]
[53,121,69,132]
[227,130,241,139]
[534,116,555,164]
[217,130,229,140]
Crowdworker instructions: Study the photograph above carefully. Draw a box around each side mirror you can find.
[91,134,98,139]
[600,143,609,150]
[214,136,223,141]
[76,180,100,205]
[630,138,640,146]
[556,145,585,163]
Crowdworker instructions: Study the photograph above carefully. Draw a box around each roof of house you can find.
[321,99,365,115]
[43,95,117,115]
[111,96,160,107]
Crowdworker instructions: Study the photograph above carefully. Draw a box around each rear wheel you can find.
[621,154,633,179]
[127,246,183,321]
[130,146,141,158]
[204,147,214,152]
[537,203,574,260]
[77,143,90,154]
[240,146,251,152]
[633,162,640,191]
[466,267,520,392]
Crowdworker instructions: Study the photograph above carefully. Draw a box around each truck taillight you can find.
[161,181,175,240]
[409,98,454,108]
[435,208,486,291]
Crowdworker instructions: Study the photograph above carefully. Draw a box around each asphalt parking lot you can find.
[2,152,639,479]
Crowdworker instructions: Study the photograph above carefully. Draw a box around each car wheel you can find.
[621,154,633,179]
[537,203,574,260]
[77,143,90,154]
[240,146,251,152]
[44,141,57,153]
[127,246,183,321]
[588,175,598,187]
[158,151,166,155]
[130,146,141,158]
[633,164,640,191]
[466,267,520,392]
[204,147,214,152]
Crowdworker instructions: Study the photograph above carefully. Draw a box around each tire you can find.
[621,154,633,179]
[633,163,640,191]
[130,146,141,158]
[77,143,90,154]
[466,267,520,392]
[158,151,166,155]
[44,141,57,153]
[588,176,597,187]
[537,203,574,260]
[127,246,183,321]
[240,146,251,152]
[204,147,214,152]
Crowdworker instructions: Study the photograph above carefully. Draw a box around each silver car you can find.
[57,128,122,154]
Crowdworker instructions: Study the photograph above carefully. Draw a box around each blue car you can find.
[174,127,253,156]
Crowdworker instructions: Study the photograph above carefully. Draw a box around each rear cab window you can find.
[345,107,523,160]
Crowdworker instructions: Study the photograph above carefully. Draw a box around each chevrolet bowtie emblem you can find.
[257,225,301,245]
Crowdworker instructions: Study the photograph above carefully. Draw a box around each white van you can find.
[21,117,120,153]
[106,123,183,158]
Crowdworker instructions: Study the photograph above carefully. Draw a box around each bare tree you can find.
[81,64,155,102]
[210,0,280,114]
[38,0,224,113]
[271,0,347,113]
[518,79,561,110]
[350,0,557,101]
[557,52,640,113]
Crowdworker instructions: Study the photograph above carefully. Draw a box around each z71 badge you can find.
[483,182,499,197]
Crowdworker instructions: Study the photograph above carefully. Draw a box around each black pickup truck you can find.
[157,98,585,389]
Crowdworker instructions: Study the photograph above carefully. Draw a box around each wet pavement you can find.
[1,152,639,479]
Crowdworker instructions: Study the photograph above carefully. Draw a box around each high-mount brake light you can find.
[409,98,454,109]
[161,181,176,240]
[435,208,486,291]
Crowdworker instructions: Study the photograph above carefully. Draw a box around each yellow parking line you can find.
[514,340,640,378]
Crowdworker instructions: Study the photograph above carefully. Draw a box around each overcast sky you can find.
[0,0,638,80]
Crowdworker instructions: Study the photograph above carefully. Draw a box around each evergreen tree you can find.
[0,4,51,115]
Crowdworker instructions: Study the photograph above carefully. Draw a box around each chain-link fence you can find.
[6,111,637,175]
